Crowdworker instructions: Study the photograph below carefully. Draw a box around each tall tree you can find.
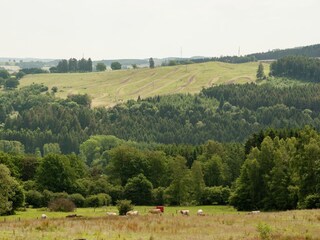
[36,154,76,193]
[0,164,24,215]
[87,58,93,72]
[149,57,155,68]
[68,58,78,72]
[57,59,69,73]
[124,174,153,205]
[78,58,87,72]
[191,160,205,204]
[256,62,265,80]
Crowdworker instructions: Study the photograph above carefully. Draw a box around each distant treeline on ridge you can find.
[50,58,93,73]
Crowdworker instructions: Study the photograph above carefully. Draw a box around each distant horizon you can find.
[1,0,319,60]
[1,42,319,62]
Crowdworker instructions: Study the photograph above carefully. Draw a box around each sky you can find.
[1,0,320,60]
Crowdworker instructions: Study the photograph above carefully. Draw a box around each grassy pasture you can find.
[20,62,266,107]
[1,207,320,240]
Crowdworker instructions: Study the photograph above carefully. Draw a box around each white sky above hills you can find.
[1,0,319,60]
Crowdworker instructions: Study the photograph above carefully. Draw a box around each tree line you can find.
[50,58,93,73]
[1,126,320,215]
[269,56,320,82]
[3,83,320,154]
[0,135,244,215]
[247,44,320,60]
[231,126,320,210]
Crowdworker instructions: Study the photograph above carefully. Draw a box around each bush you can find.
[68,193,85,208]
[22,180,37,191]
[304,194,320,209]
[52,192,69,200]
[108,185,124,204]
[257,222,272,240]
[152,187,165,205]
[25,190,44,208]
[85,193,111,208]
[48,198,75,212]
[202,186,231,205]
[116,199,133,215]
[85,195,100,208]
[42,190,54,206]
[97,193,112,206]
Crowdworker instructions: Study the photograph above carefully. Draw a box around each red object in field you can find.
[156,206,164,213]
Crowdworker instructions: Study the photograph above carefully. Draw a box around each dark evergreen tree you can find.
[149,57,155,68]
[256,63,265,80]
[56,59,69,73]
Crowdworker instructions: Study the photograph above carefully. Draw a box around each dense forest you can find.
[270,56,320,82]
[247,44,320,60]
[1,70,320,214]
[1,125,319,215]
[2,83,320,154]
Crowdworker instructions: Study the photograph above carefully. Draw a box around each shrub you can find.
[152,187,165,205]
[25,190,44,208]
[97,193,112,206]
[68,193,85,208]
[202,186,230,205]
[116,199,133,215]
[108,185,124,204]
[304,194,320,209]
[256,222,272,240]
[52,192,69,200]
[48,198,75,212]
[85,193,111,208]
[85,195,100,208]
[42,190,54,206]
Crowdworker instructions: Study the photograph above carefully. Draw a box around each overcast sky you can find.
[1,0,319,60]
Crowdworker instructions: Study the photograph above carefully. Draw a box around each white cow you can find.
[149,208,162,215]
[179,210,190,216]
[197,209,204,216]
[106,212,117,216]
[126,210,139,216]
[248,210,261,215]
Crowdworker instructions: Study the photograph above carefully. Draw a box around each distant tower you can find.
[238,46,241,57]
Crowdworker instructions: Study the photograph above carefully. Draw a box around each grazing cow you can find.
[106,212,117,216]
[248,210,261,215]
[179,210,190,216]
[149,208,162,215]
[197,209,204,216]
[41,214,47,219]
[126,210,139,216]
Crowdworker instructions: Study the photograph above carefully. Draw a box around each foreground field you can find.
[1,207,320,240]
[20,62,265,107]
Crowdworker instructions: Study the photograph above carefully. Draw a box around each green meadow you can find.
[20,62,266,107]
[1,207,319,240]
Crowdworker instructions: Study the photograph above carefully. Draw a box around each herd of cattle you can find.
[107,208,205,216]
[41,209,260,219]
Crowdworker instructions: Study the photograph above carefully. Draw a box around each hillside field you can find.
[1,207,319,240]
[20,62,267,107]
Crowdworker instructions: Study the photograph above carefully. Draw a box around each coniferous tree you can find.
[149,57,155,68]
[57,59,69,73]
[256,62,265,80]
[68,58,78,72]
[87,58,93,72]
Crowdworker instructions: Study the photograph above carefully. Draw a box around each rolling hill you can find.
[20,61,266,107]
